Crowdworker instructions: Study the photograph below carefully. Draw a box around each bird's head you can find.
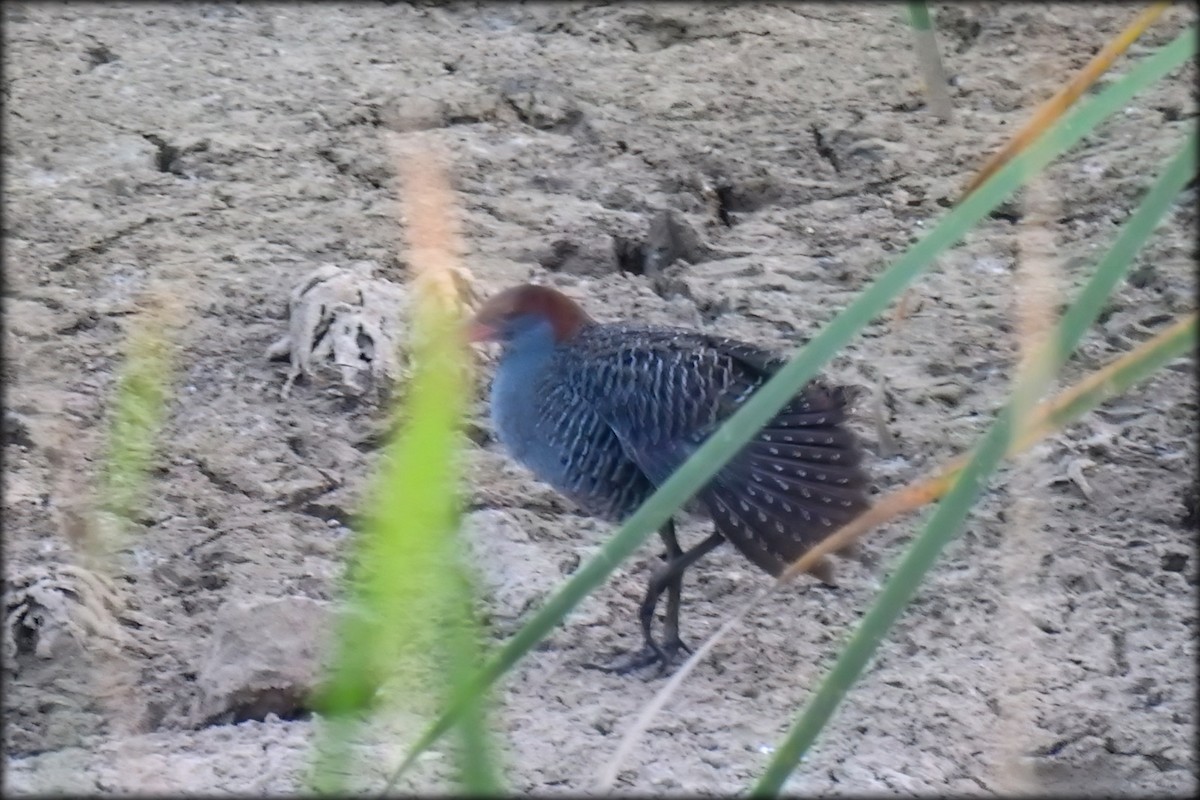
[467,284,594,347]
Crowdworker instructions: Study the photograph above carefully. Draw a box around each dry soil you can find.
[3,2,1197,796]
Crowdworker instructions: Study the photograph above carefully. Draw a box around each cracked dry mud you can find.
[3,3,1197,796]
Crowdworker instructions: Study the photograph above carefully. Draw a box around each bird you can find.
[468,283,869,673]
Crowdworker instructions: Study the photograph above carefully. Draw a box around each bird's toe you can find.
[582,636,690,677]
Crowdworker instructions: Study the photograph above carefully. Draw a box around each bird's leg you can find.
[655,520,689,658]
[631,530,725,673]
[589,529,725,676]
[627,520,687,670]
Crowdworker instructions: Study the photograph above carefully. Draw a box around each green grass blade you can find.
[381,27,1195,790]
[905,1,934,31]
[750,129,1197,796]
[751,318,1195,797]
[1055,129,1198,355]
[310,284,499,793]
[959,3,1172,199]
[444,564,501,795]
[95,296,178,564]
[754,410,1020,797]
[906,1,954,121]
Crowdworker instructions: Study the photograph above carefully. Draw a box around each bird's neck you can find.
[493,318,559,406]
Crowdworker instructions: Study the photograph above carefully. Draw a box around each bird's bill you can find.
[466,319,498,342]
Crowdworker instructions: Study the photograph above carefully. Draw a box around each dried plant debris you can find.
[267,262,410,399]
[267,262,479,399]
[3,563,155,667]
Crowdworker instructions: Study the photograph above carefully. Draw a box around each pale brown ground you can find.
[3,3,1197,796]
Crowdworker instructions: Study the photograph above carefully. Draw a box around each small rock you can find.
[500,77,582,132]
[643,210,711,276]
[195,596,337,725]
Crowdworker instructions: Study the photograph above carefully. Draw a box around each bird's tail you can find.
[700,384,869,578]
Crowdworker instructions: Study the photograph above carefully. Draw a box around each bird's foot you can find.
[583,636,693,677]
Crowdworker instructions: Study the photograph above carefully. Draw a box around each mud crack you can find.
[46,216,160,272]
[810,124,841,174]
